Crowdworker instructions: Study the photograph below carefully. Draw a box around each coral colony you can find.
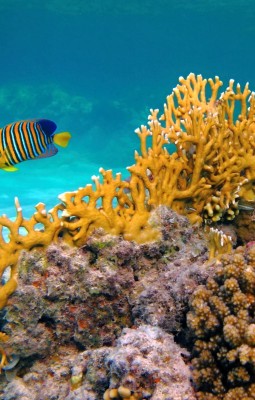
[1,74,255,399]
[187,244,255,399]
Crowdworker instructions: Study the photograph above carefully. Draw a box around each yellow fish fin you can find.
[2,166,18,172]
[53,132,71,148]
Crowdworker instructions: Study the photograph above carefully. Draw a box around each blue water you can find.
[0,0,254,218]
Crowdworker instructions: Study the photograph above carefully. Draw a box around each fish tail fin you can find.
[53,132,71,147]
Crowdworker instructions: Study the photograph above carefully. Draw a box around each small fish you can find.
[2,354,20,371]
[238,202,255,211]
[0,119,71,171]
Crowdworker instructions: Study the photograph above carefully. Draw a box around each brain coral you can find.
[187,242,255,399]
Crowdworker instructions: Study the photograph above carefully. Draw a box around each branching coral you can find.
[208,227,233,260]
[187,243,255,399]
[59,73,255,243]
[0,198,62,309]
[1,73,255,368]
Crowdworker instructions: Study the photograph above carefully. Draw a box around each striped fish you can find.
[0,119,71,171]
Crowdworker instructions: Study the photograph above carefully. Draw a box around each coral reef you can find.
[0,74,255,316]
[0,209,208,399]
[1,73,255,315]
[187,242,255,399]
[2,73,255,395]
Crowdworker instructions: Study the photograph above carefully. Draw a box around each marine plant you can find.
[1,73,255,369]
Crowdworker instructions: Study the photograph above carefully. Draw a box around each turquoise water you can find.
[0,0,254,218]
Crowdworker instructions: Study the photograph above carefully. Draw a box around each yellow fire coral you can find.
[1,73,255,367]
[59,73,255,246]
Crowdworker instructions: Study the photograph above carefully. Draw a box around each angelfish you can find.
[0,119,71,171]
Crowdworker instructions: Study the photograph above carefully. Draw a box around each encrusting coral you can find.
[1,73,255,369]
[187,242,255,399]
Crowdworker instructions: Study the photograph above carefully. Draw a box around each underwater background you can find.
[0,0,254,218]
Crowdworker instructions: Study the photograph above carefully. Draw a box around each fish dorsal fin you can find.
[35,144,58,159]
[53,131,71,147]
[37,119,57,136]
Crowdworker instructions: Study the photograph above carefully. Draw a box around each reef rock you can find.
[0,207,211,399]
